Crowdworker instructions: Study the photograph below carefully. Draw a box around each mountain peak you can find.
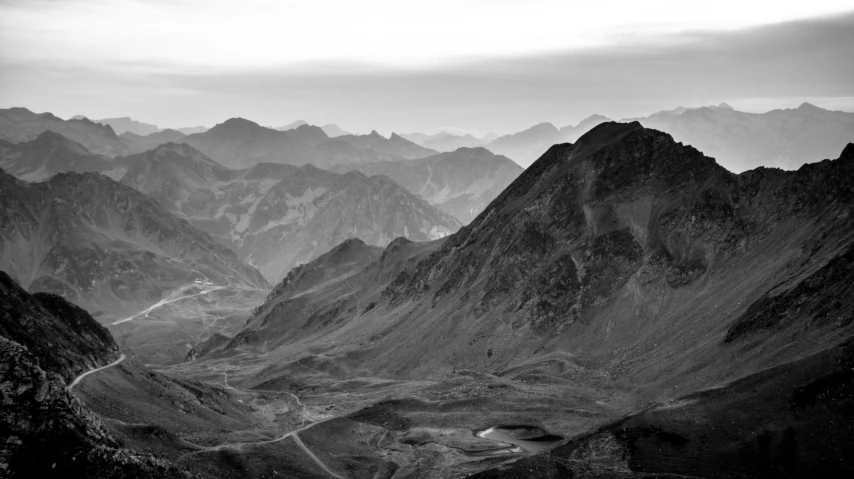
[717,102,734,110]
[211,117,263,135]
[797,102,823,112]
[368,130,385,139]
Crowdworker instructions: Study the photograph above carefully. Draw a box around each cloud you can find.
[1,8,852,133]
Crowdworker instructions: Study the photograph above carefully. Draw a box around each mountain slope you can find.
[0,107,131,157]
[333,147,524,224]
[0,169,269,363]
[119,144,461,282]
[0,272,188,478]
[238,123,854,395]
[627,102,854,172]
[0,130,118,181]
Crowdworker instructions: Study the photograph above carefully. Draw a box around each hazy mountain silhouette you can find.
[120,128,187,154]
[0,107,130,157]
[0,130,116,181]
[624,102,854,171]
[334,130,438,159]
[87,116,160,136]
[182,118,408,169]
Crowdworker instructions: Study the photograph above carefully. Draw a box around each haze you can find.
[1,0,853,134]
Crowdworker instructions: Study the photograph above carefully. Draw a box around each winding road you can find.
[68,354,126,390]
[111,285,226,325]
[178,370,342,478]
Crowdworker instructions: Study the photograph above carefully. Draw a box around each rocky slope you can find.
[628,102,854,172]
[120,143,461,283]
[0,168,267,315]
[0,273,187,478]
[0,130,119,181]
[0,107,130,157]
[333,147,524,224]
[183,118,407,169]
[236,122,854,399]
[0,168,269,364]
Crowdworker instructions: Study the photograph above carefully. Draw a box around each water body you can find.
[476,426,563,453]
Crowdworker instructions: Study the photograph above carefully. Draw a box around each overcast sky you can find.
[1,0,853,135]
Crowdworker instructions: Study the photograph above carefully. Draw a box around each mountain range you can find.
[0,167,269,364]
[1,112,853,477]
[194,122,854,476]
[482,103,854,172]
[181,118,417,169]
[119,143,461,282]
[0,130,119,181]
[1,107,131,157]
[332,147,523,223]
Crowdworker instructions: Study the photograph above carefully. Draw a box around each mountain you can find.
[334,131,438,159]
[183,118,406,169]
[558,114,611,142]
[422,133,486,152]
[89,116,160,136]
[0,130,118,181]
[0,272,185,478]
[0,169,268,364]
[332,147,524,224]
[173,125,208,135]
[275,120,308,131]
[0,107,131,157]
[321,123,349,137]
[120,128,186,154]
[210,123,854,476]
[625,102,854,172]
[485,122,562,167]
[0,271,260,478]
[119,143,461,282]
[485,117,613,167]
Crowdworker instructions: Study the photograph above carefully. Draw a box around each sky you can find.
[1,0,853,135]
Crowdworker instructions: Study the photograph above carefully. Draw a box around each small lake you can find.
[476,425,563,453]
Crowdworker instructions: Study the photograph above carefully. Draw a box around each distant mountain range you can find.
[181,118,416,169]
[120,128,187,154]
[0,130,118,181]
[627,102,854,171]
[120,143,461,282]
[1,108,131,157]
[482,103,854,171]
[400,130,497,152]
[73,114,209,136]
[332,147,523,223]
